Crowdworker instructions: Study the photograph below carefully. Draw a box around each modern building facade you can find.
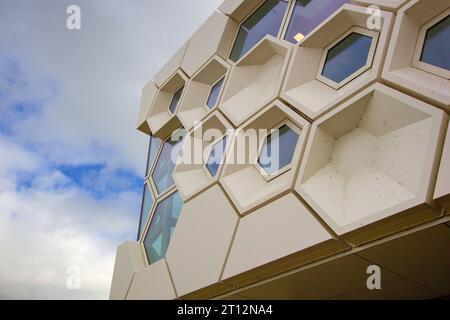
[110,0,450,300]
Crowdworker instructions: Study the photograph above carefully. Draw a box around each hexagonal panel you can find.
[220,99,310,215]
[137,80,158,134]
[180,12,237,77]
[281,4,393,120]
[165,185,238,298]
[284,0,349,44]
[222,193,346,288]
[151,128,186,195]
[383,0,450,111]
[173,111,233,201]
[147,70,188,139]
[110,241,145,300]
[220,36,292,127]
[143,191,183,265]
[153,41,189,88]
[178,56,230,131]
[229,0,289,62]
[296,83,447,245]
[126,259,176,300]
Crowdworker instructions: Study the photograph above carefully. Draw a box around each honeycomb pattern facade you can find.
[113,0,450,300]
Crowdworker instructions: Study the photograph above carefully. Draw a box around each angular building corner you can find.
[113,0,450,300]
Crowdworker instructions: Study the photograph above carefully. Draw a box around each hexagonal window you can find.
[145,135,161,177]
[420,15,450,71]
[206,77,225,109]
[205,135,228,177]
[413,11,450,79]
[168,85,184,114]
[318,28,378,89]
[284,0,349,44]
[151,129,186,194]
[229,0,289,62]
[137,183,154,240]
[143,191,183,264]
[257,122,299,178]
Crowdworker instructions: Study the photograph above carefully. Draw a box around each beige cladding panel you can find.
[137,80,158,134]
[109,241,145,300]
[126,259,177,300]
[180,12,238,77]
[222,193,341,285]
[153,41,189,88]
[165,185,238,297]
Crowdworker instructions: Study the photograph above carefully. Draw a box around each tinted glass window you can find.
[206,136,227,177]
[420,15,450,71]
[168,86,184,114]
[151,130,186,194]
[230,0,289,62]
[145,136,161,177]
[258,124,299,175]
[285,0,348,43]
[206,77,225,109]
[138,184,153,239]
[321,32,372,84]
[143,191,183,263]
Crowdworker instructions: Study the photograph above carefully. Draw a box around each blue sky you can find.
[0,0,222,299]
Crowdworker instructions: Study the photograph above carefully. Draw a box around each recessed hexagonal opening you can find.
[413,10,450,79]
[143,191,183,265]
[281,4,392,120]
[318,29,377,89]
[147,70,187,138]
[220,36,292,126]
[150,128,186,196]
[296,84,447,239]
[383,0,449,110]
[221,100,310,215]
[229,0,289,62]
[173,112,233,201]
[420,15,449,71]
[256,122,300,179]
[178,56,230,131]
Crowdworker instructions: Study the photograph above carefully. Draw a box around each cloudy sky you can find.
[0,0,222,299]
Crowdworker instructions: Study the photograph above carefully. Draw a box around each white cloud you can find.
[0,0,223,299]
